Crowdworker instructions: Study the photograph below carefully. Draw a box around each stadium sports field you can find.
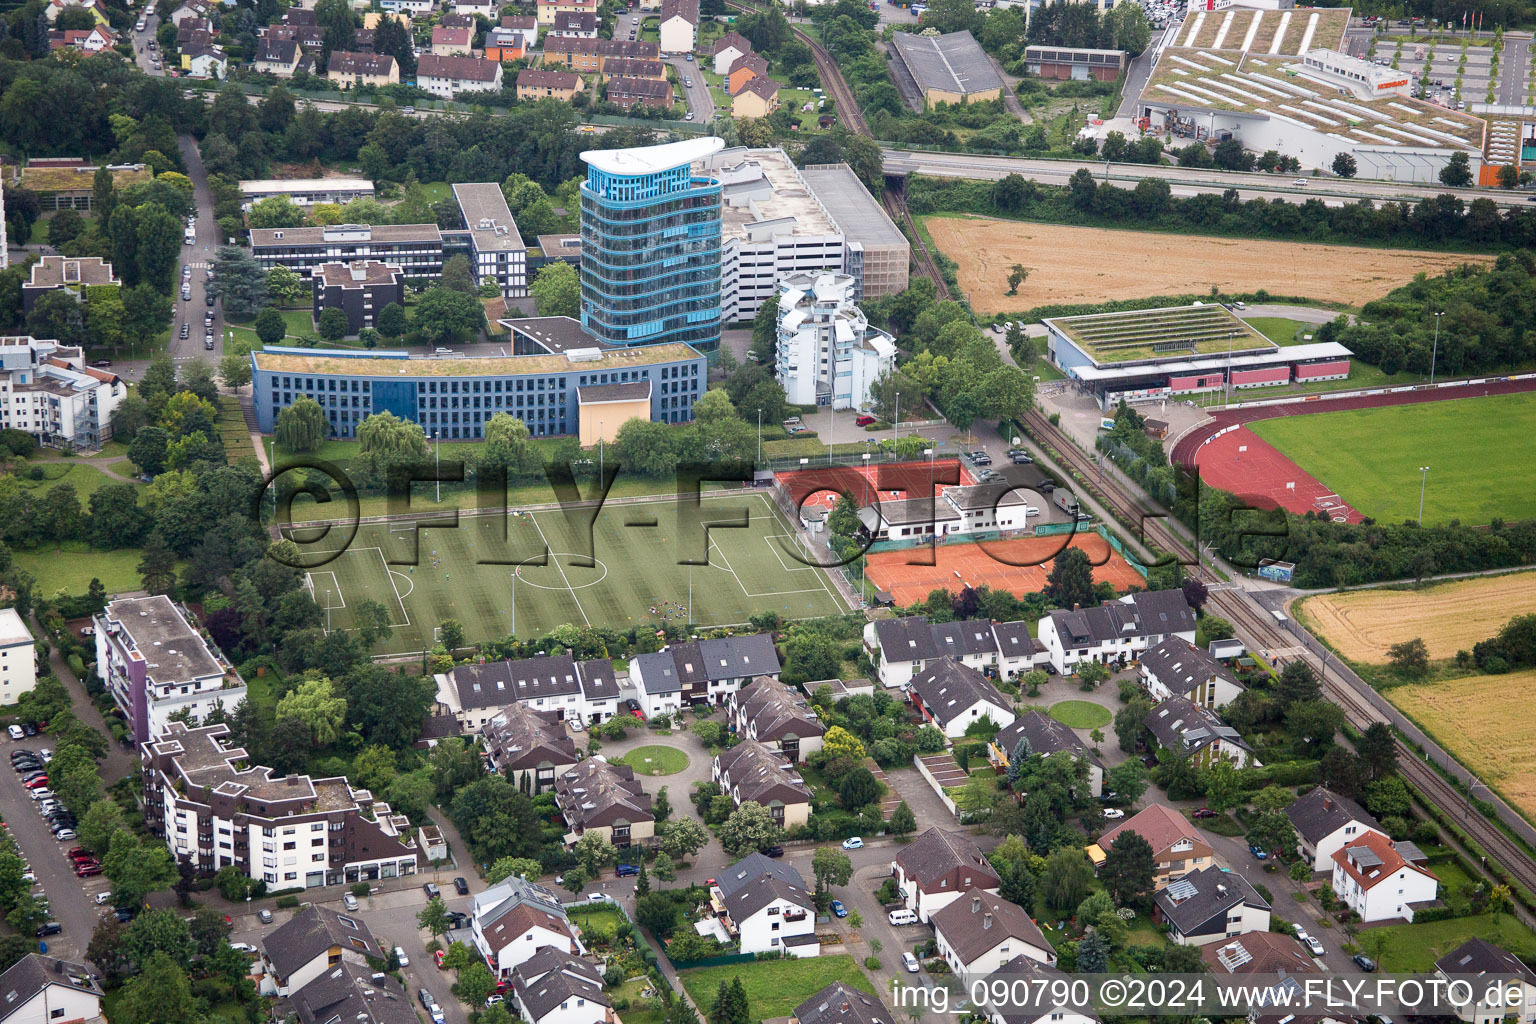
[1245,391,1536,526]
[285,491,848,654]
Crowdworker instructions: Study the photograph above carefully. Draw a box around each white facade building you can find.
[469,876,583,977]
[775,271,894,411]
[1330,833,1438,923]
[0,609,35,706]
[0,336,126,450]
[451,183,529,299]
[0,955,104,1024]
[1036,589,1196,674]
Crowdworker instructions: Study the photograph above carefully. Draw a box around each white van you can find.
[888,909,919,926]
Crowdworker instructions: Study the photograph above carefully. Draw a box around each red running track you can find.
[1170,376,1536,520]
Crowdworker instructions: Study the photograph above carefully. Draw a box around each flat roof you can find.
[239,178,374,195]
[250,223,443,246]
[1072,341,1353,381]
[799,165,907,248]
[453,182,525,252]
[105,595,223,684]
[18,163,151,192]
[890,30,1002,96]
[1045,303,1274,365]
[581,136,724,177]
[535,233,583,255]
[695,147,838,243]
[1173,6,1349,55]
[253,343,701,378]
[25,256,119,289]
[0,608,31,648]
[500,315,603,352]
[315,260,402,287]
[1142,47,1485,151]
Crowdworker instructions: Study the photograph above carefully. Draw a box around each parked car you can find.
[445,910,468,928]
[1007,449,1033,464]
[903,952,920,973]
[393,946,410,967]
[10,750,34,761]
[113,907,135,923]
[35,922,61,937]
[614,864,639,877]
[830,900,847,918]
[1102,808,1125,819]
[52,829,76,841]
[37,750,50,763]
[343,893,359,911]
[841,837,863,850]
[453,876,470,895]
[434,949,446,969]
[855,415,876,426]
[6,725,23,741]
[1192,808,1217,818]
[230,943,258,955]
[1352,954,1376,972]
[423,882,440,898]
[1305,936,1325,957]
[967,450,992,466]
[75,864,102,878]
[1248,844,1268,860]
[764,846,785,858]
[257,909,273,924]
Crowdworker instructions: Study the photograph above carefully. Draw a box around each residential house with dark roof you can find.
[1330,832,1437,922]
[327,51,398,88]
[1139,637,1244,709]
[726,51,769,94]
[554,758,654,847]
[712,30,750,74]
[543,35,659,72]
[730,675,824,761]
[259,904,386,996]
[482,703,580,793]
[864,616,942,689]
[418,52,503,98]
[1202,930,1322,1024]
[1086,803,1214,887]
[987,710,1102,797]
[603,56,665,80]
[733,76,781,118]
[1435,938,1536,1024]
[470,875,582,977]
[1153,865,1271,945]
[976,956,1100,1024]
[793,983,897,1024]
[1144,697,1255,768]
[891,827,1001,923]
[290,962,419,1024]
[607,75,673,108]
[517,68,585,100]
[931,620,1005,675]
[908,658,1015,739]
[712,740,814,830]
[931,889,1055,983]
[991,620,1045,678]
[550,9,595,35]
[1286,787,1386,872]
[431,24,473,53]
[658,0,696,53]
[255,36,302,75]
[47,24,115,54]
[864,616,1047,690]
[709,851,818,955]
[629,634,779,717]
[0,954,103,1024]
[435,653,620,730]
[1037,590,1196,674]
[512,948,613,1024]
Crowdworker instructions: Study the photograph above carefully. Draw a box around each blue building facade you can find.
[251,344,706,440]
[579,138,725,355]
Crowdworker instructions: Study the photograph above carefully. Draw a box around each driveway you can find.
[173,134,223,367]
[667,54,713,123]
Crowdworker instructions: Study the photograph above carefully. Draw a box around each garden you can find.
[677,955,876,1020]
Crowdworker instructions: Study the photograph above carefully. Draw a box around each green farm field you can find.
[1247,390,1536,525]
[283,490,847,654]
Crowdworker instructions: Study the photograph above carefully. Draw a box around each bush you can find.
[275,895,299,909]
[864,956,882,970]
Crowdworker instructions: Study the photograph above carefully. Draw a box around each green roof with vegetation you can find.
[1046,303,1275,365]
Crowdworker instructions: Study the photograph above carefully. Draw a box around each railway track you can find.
[1022,408,1536,897]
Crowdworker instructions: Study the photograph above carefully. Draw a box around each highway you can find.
[882,148,1536,208]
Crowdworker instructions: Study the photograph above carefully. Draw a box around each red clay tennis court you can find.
[1194,426,1362,523]
[865,533,1145,605]
[776,460,975,513]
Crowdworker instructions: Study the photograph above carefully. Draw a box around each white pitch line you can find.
[529,512,590,626]
[375,548,412,628]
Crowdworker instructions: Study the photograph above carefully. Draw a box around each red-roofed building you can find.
[431,24,473,54]
[1087,803,1214,888]
[47,24,115,53]
[1330,831,1437,923]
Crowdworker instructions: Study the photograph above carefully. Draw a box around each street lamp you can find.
[893,392,900,450]
[757,407,762,464]
[434,431,441,504]
[1418,465,1430,524]
[1430,311,1444,384]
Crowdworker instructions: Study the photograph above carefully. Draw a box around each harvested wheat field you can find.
[922,216,1493,313]
[1300,572,1536,663]
[1388,670,1536,820]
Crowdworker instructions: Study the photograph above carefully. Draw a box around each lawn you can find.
[1358,914,1536,972]
[9,462,133,504]
[612,978,667,1024]
[226,307,316,347]
[568,904,627,941]
[679,955,875,1019]
[617,745,689,776]
[1244,317,1310,346]
[13,544,153,595]
[1247,389,1536,525]
[1048,700,1111,729]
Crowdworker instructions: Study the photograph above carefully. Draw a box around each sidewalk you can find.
[32,612,135,785]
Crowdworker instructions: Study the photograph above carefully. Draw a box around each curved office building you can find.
[579,137,725,355]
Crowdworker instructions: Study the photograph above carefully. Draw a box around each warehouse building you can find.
[798,164,909,300]
[1043,303,1351,407]
[889,31,1002,106]
[1023,45,1126,81]
[239,177,374,210]
[251,342,706,440]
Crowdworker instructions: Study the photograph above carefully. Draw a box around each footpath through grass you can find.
[679,955,876,1019]
[1247,389,1536,525]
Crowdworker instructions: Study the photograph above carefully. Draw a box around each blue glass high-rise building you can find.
[579,137,724,354]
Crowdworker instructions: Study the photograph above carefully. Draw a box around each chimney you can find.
[1322,795,1334,812]
[983,913,993,930]
[971,895,981,914]
[1072,603,1080,611]
[349,260,368,282]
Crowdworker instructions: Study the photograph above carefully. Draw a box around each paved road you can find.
[1497,34,1532,105]
[883,148,1533,208]
[174,134,224,367]
[130,4,161,76]
[667,54,712,123]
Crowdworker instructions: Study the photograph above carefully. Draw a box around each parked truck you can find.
[1054,490,1081,517]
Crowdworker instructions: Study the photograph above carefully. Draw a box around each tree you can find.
[266,265,309,306]
[247,194,306,229]
[134,205,183,289]
[276,396,329,452]
[453,962,498,1011]
[253,306,287,347]
[437,618,465,652]
[102,829,178,907]
[888,800,917,836]
[1204,759,1242,813]
[1045,547,1095,610]
[1332,152,1358,178]
[137,532,178,595]
[1195,615,1235,649]
[635,891,680,937]
[417,895,451,940]
[1105,760,1149,806]
[318,306,350,340]
[574,830,620,876]
[1497,164,1520,189]
[378,301,408,339]
[716,801,785,857]
[210,246,270,318]
[1076,931,1110,973]
[1286,699,1344,749]
[1115,695,1151,753]
[837,765,882,810]
[414,287,485,345]
[449,777,541,862]
[1387,637,1429,677]
[1440,151,1473,187]
[1355,722,1398,785]
[1247,809,1297,858]
[27,290,85,347]
[79,798,126,854]
[811,847,853,895]
[657,816,709,861]
[1006,264,1030,296]
[531,262,581,318]
[188,906,231,957]
[276,676,348,746]
[442,254,476,293]
[219,352,252,390]
[822,725,866,761]
[1040,847,1094,912]
[115,953,199,1024]
[560,866,590,896]
[1276,661,1321,708]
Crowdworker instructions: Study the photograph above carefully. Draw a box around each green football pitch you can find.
[1247,390,1536,526]
[286,490,848,654]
